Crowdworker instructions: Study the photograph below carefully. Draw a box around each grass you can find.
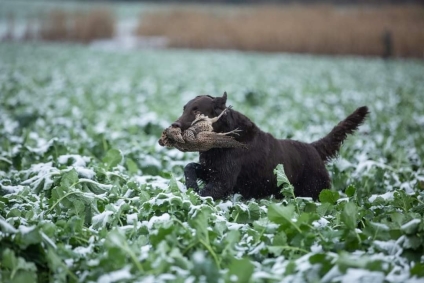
[136,4,424,58]
[0,43,423,282]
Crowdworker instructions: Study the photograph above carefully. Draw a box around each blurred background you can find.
[0,0,423,58]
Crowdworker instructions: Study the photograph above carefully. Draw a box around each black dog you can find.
[171,92,369,200]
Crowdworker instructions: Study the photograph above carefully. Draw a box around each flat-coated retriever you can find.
[170,92,369,200]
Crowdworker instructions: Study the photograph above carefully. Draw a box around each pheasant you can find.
[158,107,247,152]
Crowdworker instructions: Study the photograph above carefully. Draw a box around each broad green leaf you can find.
[268,203,295,224]
[317,202,333,217]
[103,148,123,169]
[411,263,424,277]
[232,202,261,224]
[15,226,43,249]
[1,248,37,283]
[2,248,19,269]
[168,174,180,192]
[319,189,339,204]
[345,185,356,197]
[227,258,254,283]
[7,208,21,218]
[273,231,287,246]
[85,182,109,194]
[309,253,333,277]
[46,248,70,283]
[125,157,138,174]
[60,169,79,188]
[106,229,128,249]
[268,204,302,234]
[341,202,358,230]
[268,231,288,256]
[73,199,85,215]
[285,260,296,275]
[191,209,211,243]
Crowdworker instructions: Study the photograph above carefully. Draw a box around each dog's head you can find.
[172,92,228,131]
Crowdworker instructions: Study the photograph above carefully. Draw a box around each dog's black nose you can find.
[172,122,181,128]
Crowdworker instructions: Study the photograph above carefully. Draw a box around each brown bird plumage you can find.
[158,107,247,152]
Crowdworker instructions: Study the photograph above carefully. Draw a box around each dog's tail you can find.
[311,106,369,163]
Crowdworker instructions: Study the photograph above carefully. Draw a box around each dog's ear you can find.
[214,92,227,110]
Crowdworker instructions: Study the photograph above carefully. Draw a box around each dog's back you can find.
[201,106,368,199]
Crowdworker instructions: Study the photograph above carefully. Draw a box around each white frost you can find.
[312,217,329,228]
[58,155,90,167]
[373,240,402,256]
[126,213,138,224]
[97,267,132,283]
[147,213,170,230]
[134,175,169,190]
[139,245,151,261]
[192,250,205,264]
[336,268,385,283]
[18,225,36,234]
[74,245,93,256]
[92,211,114,228]
[0,219,18,233]
[75,167,95,179]
[368,192,395,203]
[401,219,421,231]
[0,185,25,194]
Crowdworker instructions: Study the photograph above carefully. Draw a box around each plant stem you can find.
[126,246,144,272]
[48,191,81,212]
[199,239,220,268]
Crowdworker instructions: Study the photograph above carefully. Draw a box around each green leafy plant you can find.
[0,42,423,282]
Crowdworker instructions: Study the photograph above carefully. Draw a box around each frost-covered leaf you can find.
[0,41,423,282]
[60,169,79,188]
[274,164,295,198]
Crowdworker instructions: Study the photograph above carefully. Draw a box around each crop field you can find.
[1,43,424,282]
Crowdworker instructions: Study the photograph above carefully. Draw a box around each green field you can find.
[1,43,424,282]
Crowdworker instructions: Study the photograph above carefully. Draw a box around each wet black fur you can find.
[172,92,369,200]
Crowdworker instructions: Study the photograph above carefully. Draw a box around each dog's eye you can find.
[192,107,198,111]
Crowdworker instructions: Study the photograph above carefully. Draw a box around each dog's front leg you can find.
[184,162,207,192]
[200,179,237,200]
[199,168,239,199]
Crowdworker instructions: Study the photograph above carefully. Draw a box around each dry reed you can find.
[40,8,115,43]
[136,5,424,58]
